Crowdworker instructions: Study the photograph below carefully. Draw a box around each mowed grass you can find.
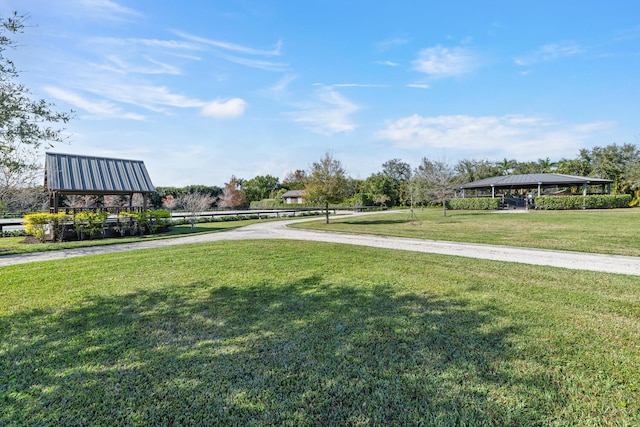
[1,240,638,425]
[293,208,640,256]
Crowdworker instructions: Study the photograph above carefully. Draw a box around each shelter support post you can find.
[491,185,495,198]
[537,182,541,197]
[583,183,587,196]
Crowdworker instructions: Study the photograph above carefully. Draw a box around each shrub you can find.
[535,195,632,210]
[24,213,70,242]
[448,198,501,210]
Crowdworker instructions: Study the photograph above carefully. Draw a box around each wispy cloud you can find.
[332,83,388,88]
[514,41,584,66]
[98,55,182,75]
[376,37,409,52]
[268,75,298,94]
[173,31,288,71]
[375,60,400,67]
[377,114,615,160]
[287,87,359,135]
[412,45,477,77]
[78,0,142,21]
[44,86,146,120]
[175,31,282,56]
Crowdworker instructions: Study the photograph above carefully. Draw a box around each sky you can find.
[2,0,639,187]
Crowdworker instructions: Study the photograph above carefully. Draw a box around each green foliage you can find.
[305,153,351,223]
[0,13,73,185]
[24,212,70,242]
[349,193,374,207]
[73,211,109,240]
[242,175,280,203]
[535,195,632,210]
[448,198,501,210]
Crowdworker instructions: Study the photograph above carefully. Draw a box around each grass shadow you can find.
[1,276,555,425]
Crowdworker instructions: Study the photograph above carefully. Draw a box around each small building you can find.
[44,152,155,213]
[460,173,613,200]
[281,189,304,204]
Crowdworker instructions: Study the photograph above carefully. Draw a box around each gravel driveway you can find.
[2,212,639,276]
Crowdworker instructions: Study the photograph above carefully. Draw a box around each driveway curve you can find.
[1,212,639,276]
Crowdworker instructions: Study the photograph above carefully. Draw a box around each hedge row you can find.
[535,195,632,210]
[447,198,500,210]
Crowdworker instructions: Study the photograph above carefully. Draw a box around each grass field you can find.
[292,208,640,256]
[1,240,638,425]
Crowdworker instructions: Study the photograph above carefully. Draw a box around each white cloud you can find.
[407,83,430,89]
[287,87,359,135]
[201,98,247,119]
[412,45,477,77]
[175,31,282,56]
[376,37,409,52]
[377,114,615,160]
[514,41,584,66]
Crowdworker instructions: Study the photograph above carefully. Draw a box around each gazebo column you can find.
[491,185,495,198]
[583,183,587,196]
[537,182,542,197]
[462,189,466,198]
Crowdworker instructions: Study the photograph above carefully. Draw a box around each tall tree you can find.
[177,192,215,231]
[243,175,280,203]
[217,176,247,208]
[381,158,411,206]
[282,169,307,190]
[304,152,350,223]
[0,13,73,208]
[414,157,461,217]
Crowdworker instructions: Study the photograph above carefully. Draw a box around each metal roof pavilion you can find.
[45,152,155,212]
[460,173,613,197]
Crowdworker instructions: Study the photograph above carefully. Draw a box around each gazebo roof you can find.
[45,152,155,195]
[460,173,613,190]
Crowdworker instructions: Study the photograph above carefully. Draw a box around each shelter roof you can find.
[281,189,305,198]
[45,152,155,195]
[460,173,613,190]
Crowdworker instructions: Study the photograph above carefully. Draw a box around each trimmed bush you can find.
[448,198,501,210]
[535,195,632,210]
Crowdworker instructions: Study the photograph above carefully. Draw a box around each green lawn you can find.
[292,208,640,256]
[1,240,638,425]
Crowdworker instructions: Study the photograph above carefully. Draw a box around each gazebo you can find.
[460,173,613,199]
[44,152,155,213]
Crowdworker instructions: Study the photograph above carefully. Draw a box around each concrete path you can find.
[1,212,639,276]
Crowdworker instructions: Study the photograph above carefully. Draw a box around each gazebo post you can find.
[537,182,542,197]
[491,185,495,198]
[583,183,587,196]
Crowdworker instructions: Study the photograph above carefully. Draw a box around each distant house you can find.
[281,189,304,204]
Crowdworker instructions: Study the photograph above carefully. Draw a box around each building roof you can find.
[281,189,305,198]
[45,152,155,195]
[460,173,613,190]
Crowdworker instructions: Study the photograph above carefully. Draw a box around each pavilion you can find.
[44,152,155,213]
[459,173,613,199]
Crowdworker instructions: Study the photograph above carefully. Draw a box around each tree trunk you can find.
[325,202,329,224]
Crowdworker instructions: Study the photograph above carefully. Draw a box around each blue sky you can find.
[3,0,639,186]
